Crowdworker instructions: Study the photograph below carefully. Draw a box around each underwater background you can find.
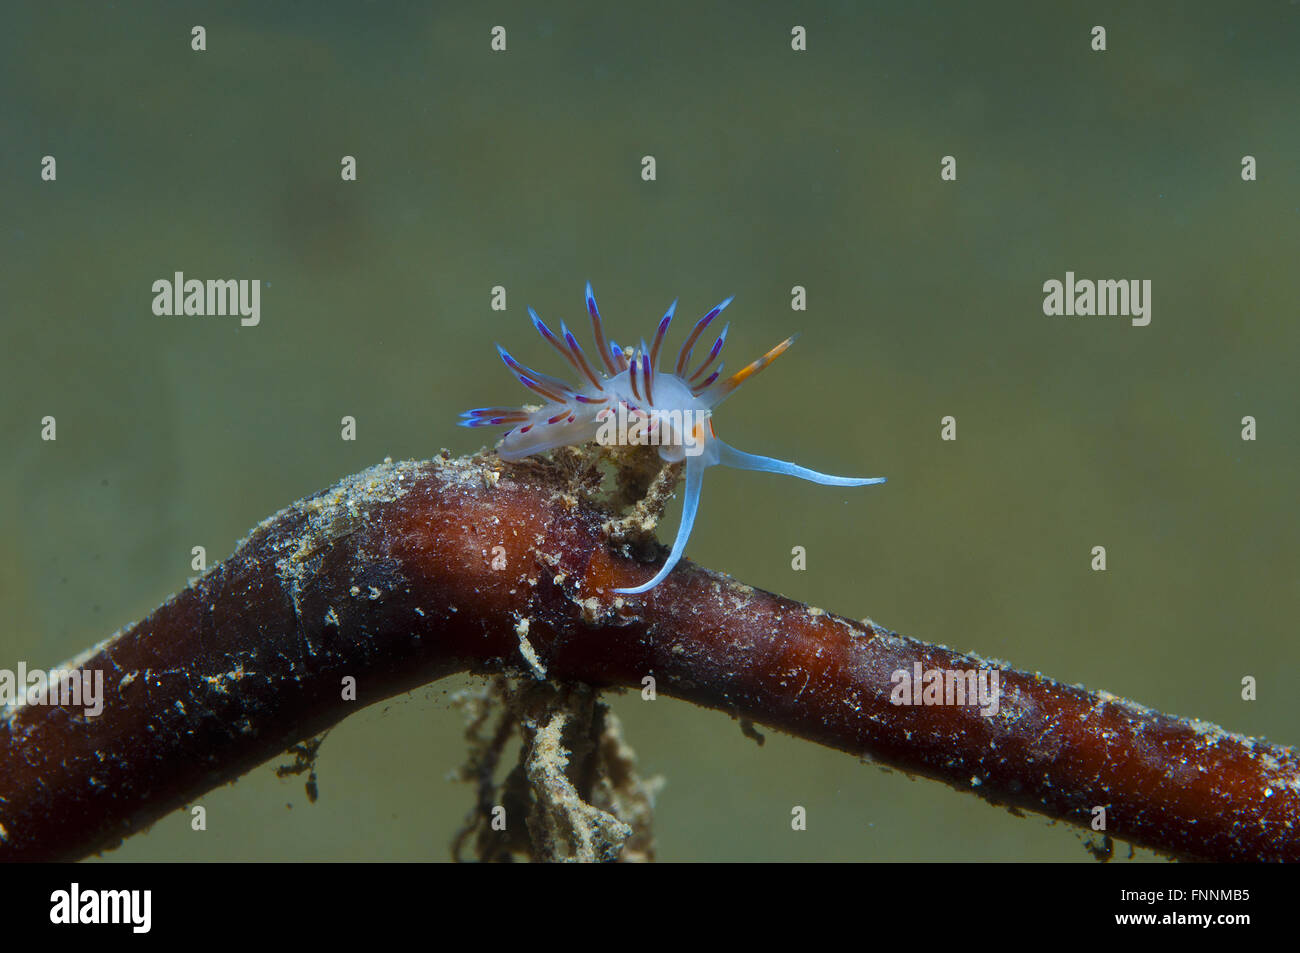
[2,0,1297,861]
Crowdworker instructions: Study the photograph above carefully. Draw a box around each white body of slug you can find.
[499,367,714,464]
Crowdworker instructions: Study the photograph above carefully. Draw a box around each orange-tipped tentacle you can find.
[703,333,799,402]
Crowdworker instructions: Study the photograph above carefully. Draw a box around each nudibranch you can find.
[460,283,885,594]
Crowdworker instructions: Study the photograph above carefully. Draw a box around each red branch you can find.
[1,453,1296,861]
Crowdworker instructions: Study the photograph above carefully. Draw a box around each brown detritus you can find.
[591,443,682,555]
[589,707,660,863]
[450,678,522,863]
[1083,833,1115,863]
[598,442,675,513]
[519,684,635,862]
[0,449,1297,862]
[739,717,766,747]
[275,734,327,804]
[450,677,658,862]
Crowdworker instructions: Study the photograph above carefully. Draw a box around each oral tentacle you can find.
[716,440,885,486]
[614,453,707,595]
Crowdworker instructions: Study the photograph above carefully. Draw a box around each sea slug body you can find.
[461,283,885,593]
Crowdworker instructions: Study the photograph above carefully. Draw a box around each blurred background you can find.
[2,0,1297,861]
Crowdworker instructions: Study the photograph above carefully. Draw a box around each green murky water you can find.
[2,1,1297,861]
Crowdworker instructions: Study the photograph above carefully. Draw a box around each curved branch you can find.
[0,452,1296,861]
